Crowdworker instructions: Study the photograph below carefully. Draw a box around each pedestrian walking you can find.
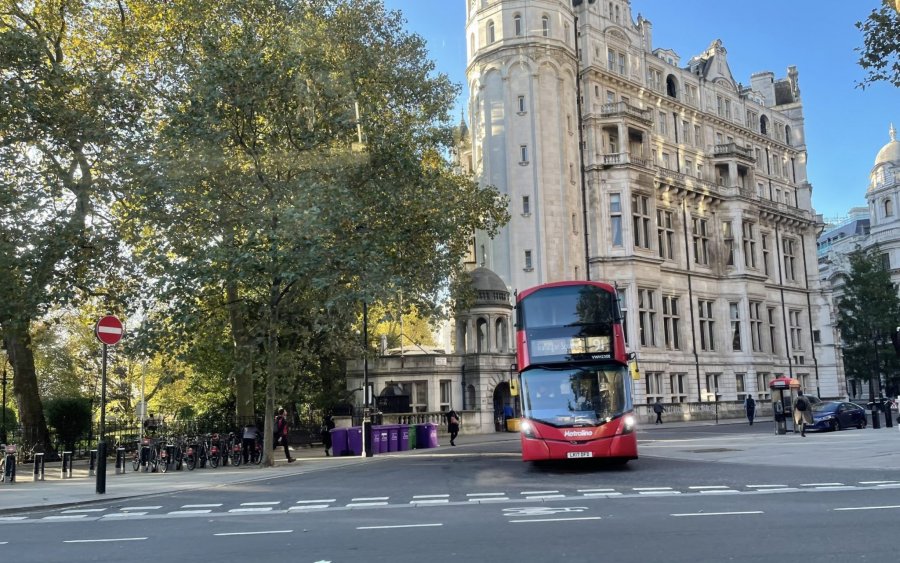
[744,394,757,425]
[447,409,460,446]
[793,391,812,437]
[652,398,665,424]
[241,421,259,464]
[321,414,336,456]
[274,408,295,462]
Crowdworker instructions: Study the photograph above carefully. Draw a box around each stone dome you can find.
[874,124,899,167]
[469,267,511,307]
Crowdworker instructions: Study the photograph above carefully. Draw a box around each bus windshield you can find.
[520,365,632,427]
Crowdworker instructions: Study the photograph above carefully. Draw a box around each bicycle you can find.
[133,436,159,472]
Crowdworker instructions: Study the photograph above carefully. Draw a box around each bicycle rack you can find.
[61,451,73,479]
[89,449,97,477]
[33,452,45,481]
[115,447,126,474]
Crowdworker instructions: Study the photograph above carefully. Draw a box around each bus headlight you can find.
[520,420,536,438]
[621,414,636,434]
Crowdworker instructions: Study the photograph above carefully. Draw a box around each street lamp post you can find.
[362,301,373,457]
[1,350,8,444]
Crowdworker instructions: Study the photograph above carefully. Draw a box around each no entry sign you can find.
[94,315,124,346]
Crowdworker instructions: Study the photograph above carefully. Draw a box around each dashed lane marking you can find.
[800,483,844,487]
[43,515,87,520]
[520,490,559,495]
[357,523,442,530]
[688,486,729,490]
[296,499,336,504]
[577,489,616,493]
[410,499,449,505]
[181,504,221,508]
[347,502,389,507]
[120,506,162,511]
[240,502,281,506]
[228,508,273,513]
[466,493,505,497]
[351,497,389,502]
[61,508,106,513]
[671,511,764,517]
[859,481,899,485]
[288,505,330,510]
[103,512,147,518]
[64,537,147,543]
[833,505,900,511]
[214,530,292,536]
[168,510,212,515]
[746,485,787,488]
[699,489,739,494]
[412,494,450,499]
[509,517,602,523]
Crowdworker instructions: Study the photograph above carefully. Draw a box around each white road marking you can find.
[469,497,509,502]
[0,517,27,522]
[814,486,857,490]
[520,490,559,495]
[168,510,212,515]
[64,537,146,543]
[121,506,162,511]
[0,541,7,544]
[347,502,389,507]
[288,505,330,510]
[638,490,681,495]
[577,489,616,493]
[351,497,389,501]
[689,486,729,490]
[410,499,449,504]
[240,502,281,506]
[859,481,898,485]
[833,505,900,511]
[525,495,566,500]
[800,482,844,487]
[746,484,787,488]
[699,489,738,494]
[181,504,222,508]
[875,483,900,488]
[509,517,602,523]
[296,499,336,504]
[43,515,87,520]
[633,487,673,491]
[582,492,622,497]
[61,508,107,513]
[671,511,764,517]
[357,523,442,530]
[214,530,292,536]
[466,493,506,497]
[412,494,450,499]
[228,508,273,513]
[103,512,147,517]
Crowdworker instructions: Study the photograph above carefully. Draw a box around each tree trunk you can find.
[262,284,279,468]
[3,322,52,453]
[226,281,255,424]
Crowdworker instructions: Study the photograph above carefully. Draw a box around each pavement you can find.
[2,416,899,514]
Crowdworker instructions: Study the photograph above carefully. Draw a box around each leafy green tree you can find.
[44,396,92,452]
[856,0,900,88]
[836,248,900,397]
[0,1,144,451]
[120,0,507,464]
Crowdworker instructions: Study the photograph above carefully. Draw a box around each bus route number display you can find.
[531,336,610,357]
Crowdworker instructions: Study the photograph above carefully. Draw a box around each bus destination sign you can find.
[531,336,610,357]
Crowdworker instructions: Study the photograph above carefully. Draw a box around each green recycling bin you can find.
[408,424,418,449]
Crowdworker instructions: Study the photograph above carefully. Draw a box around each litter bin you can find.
[330,428,349,456]
[386,425,399,452]
[408,425,417,450]
[398,425,410,451]
[347,426,363,456]
[417,423,439,449]
[371,426,382,454]
[377,427,390,453]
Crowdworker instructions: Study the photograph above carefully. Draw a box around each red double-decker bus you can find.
[515,281,638,463]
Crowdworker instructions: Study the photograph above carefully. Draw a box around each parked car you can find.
[807,401,867,432]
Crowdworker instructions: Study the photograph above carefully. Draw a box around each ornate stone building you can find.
[460,0,844,406]
[818,125,899,399]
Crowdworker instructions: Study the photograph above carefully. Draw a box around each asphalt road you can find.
[3,423,900,562]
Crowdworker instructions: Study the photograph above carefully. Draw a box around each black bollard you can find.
[115,447,125,474]
[2,445,16,483]
[33,453,44,481]
[89,449,97,477]
[96,442,107,494]
[884,407,893,428]
[871,406,881,429]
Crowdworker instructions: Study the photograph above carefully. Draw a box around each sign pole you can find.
[96,343,107,494]
[93,315,123,495]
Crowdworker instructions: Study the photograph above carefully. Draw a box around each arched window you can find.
[760,115,769,136]
[514,14,522,36]
[487,20,495,44]
[476,318,488,352]
[666,75,678,98]
[542,15,550,37]
[885,199,893,217]
[494,318,508,352]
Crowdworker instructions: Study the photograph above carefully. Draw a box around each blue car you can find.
[808,401,867,432]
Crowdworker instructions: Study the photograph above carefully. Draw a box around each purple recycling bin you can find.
[386,425,399,452]
[330,428,348,456]
[377,427,390,454]
[416,423,440,449]
[371,426,382,454]
[398,425,410,451]
[347,426,363,456]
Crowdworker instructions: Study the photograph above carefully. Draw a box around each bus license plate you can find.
[567,452,593,458]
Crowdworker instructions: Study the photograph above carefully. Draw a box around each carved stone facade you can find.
[461,0,844,405]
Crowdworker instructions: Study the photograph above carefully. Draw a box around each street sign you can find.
[94,315,124,346]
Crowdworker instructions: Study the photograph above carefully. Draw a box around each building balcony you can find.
[597,101,653,126]
[601,152,654,169]
[713,142,756,164]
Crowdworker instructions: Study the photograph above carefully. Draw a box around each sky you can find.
[382,0,898,222]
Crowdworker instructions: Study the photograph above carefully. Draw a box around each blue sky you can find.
[382,0,898,222]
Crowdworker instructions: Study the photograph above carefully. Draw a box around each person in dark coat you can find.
[744,394,757,425]
[652,399,665,424]
[274,408,294,463]
[447,410,460,446]
[321,415,336,456]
